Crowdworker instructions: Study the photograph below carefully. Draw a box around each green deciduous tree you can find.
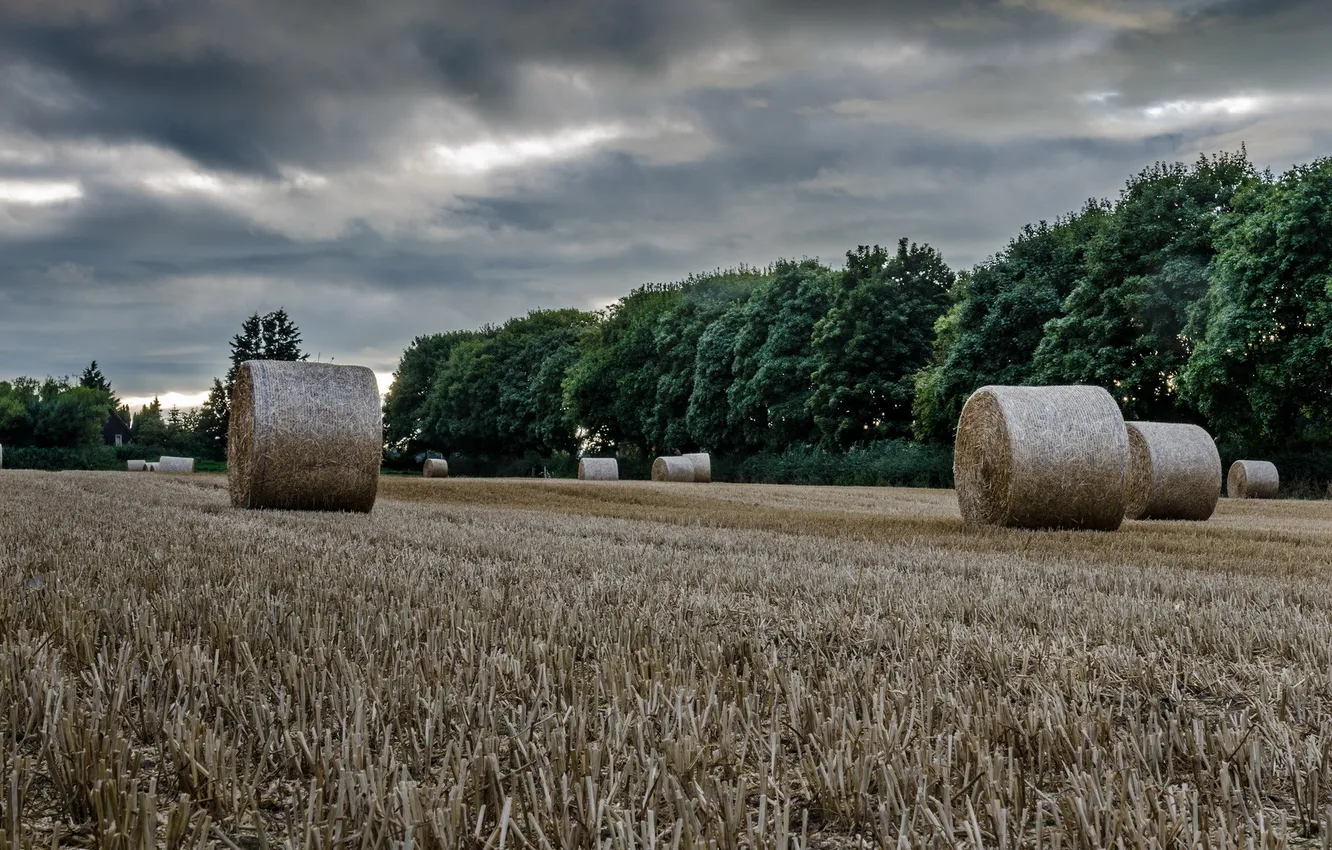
[727,259,833,452]
[810,239,954,449]
[1181,158,1332,450]
[911,205,1110,443]
[423,310,597,458]
[384,331,484,454]
[564,286,681,455]
[1033,150,1256,421]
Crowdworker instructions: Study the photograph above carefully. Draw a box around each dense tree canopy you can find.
[375,146,1332,480]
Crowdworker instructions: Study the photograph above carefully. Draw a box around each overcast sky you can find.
[2,0,1329,409]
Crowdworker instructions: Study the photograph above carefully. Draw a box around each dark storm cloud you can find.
[2,0,1332,399]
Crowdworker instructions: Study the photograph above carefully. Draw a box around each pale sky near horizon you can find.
[3,0,1331,408]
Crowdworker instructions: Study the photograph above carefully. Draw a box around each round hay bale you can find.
[127,460,146,472]
[1227,460,1279,499]
[578,458,619,481]
[157,456,195,474]
[652,456,696,482]
[423,458,449,479]
[228,360,382,512]
[1124,422,1221,521]
[145,462,159,472]
[682,452,711,483]
[954,384,1128,530]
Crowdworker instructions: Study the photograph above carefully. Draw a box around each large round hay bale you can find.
[578,458,619,481]
[157,456,195,474]
[682,452,711,483]
[652,456,696,482]
[423,458,449,479]
[1124,422,1220,521]
[954,385,1128,530]
[1227,460,1279,499]
[228,361,382,512]
[127,460,146,472]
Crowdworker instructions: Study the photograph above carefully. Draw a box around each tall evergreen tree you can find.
[79,360,121,412]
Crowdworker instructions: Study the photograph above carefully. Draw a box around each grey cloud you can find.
[1,0,1330,399]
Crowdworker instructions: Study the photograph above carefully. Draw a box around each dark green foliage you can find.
[79,360,121,412]
[195,379,229,461]
[1181,158,1332,449]
[226,308,308,385]
[383,331,484,454]
[2,445,121,470]
[422,309,597,458]
[686,305,748,453]
[811,240,954,449]
[714,440,954,488]
[564,285,681,455]
[727,260,833,452]
[1033,151,1256,421]
[0,377,110,448]
[912,205,1110,443]
[648,269,768,453]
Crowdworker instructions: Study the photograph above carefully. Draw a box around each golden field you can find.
[3,471,1332,848]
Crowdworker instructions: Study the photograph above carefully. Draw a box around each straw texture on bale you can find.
[1124,422,1221,521]
[228,361,382,512]
[682,452,712,483]
[578,458,619,481]
[422,458,449,479]
[1228,460,1279,499]
[954,384,1128,530]
[127,460,146,472]
[652,456,697,482]
[157,456,195,474]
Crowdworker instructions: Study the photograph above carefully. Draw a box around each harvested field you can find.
[3,473,1332,848]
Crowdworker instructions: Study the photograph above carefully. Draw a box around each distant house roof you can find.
[103,411,132,446]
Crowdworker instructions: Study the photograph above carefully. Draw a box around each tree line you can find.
[1,311,307,468]
[387,147,1332,480]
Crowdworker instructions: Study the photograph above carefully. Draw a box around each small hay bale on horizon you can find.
[1228,460,1279,499]
[127,460,147,472]
[682,452,711,483]
[423,458,449,479]
[651,456,697,482]
[1124,422,1220,521]
[578,458,619,481]
[954,384,1128,531]
[145,462,159,472]
[157,456,195,474]
[228,360,382,512]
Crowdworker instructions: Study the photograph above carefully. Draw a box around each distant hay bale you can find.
[1124,422,1221,521]
[127,460,146,472]
[157,456,195,474]
[578,458,619,481]
[652,456,697,482]
[1228,460,1279,499]
[228,361,382,512]
[954,385,1128,530]
[423,458,449,479]
[145,462,159,472]
[682,452,712,483]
